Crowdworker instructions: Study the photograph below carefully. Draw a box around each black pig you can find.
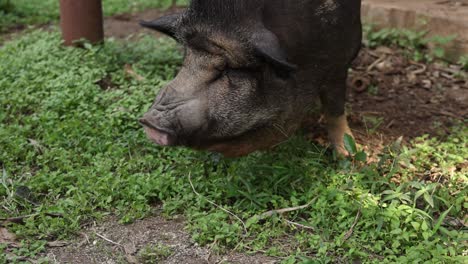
[139,0,362,157]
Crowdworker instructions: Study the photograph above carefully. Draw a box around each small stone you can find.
[446,89,468,107]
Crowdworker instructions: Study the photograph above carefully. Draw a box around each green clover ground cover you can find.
[0,0,188,32]
[1,31,467,263]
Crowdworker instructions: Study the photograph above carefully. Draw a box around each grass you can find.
[363,25,461,63]
[459,55,468,70]
[0,30,467,263]
[138,243,173,263]
[0,0,189,33]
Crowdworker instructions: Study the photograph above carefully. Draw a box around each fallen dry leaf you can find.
[124,64,145,81]
[124,242,137,255]
[126,254,139,264]
[0,227,16,243]
[0,227,19,248]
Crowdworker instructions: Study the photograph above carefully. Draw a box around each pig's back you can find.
[263,0,362,68]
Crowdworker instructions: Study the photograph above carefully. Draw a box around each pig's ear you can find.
[253,29,297,73]
[139,13,181,39]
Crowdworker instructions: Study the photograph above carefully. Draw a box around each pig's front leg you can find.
[326,114,353,156]
[320,70,354,156]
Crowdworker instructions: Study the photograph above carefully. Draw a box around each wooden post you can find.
[60,0,104,46]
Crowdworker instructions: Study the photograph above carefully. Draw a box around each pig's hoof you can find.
[332,139,363,159]
[334,146,350,158]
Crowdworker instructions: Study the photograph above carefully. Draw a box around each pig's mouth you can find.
[199,125,288,157]
[139,119,178,147]
[141,126,288,158]
[140,118,297,157]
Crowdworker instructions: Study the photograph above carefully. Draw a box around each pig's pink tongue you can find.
[144,127,173,146]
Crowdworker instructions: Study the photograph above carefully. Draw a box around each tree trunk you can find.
[60,0,104,46]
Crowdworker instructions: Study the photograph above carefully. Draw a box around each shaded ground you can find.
[348,47,467,138]
[2,7,466,264]
[0,8,182,45]
[347,46,466,158]
[343,46,466,156]
[104,8,185,39]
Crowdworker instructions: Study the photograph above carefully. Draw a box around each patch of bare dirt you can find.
[0,7,185,45]
[0,23,53,46]
[45,212,277,264]
[104,7,186,39]
[435,0,468,7]
[348,46,467,145]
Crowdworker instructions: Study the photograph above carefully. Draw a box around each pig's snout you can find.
[139,97,208,147]
[139,113,178,147]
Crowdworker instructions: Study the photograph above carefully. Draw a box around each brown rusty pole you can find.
[60,0,104,46]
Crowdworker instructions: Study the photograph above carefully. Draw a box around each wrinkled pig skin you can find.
[139,0,362,157]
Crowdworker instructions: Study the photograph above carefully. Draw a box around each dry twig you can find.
[367,55,387,72]
[188,173,248,235]
[94,232,123,247]
[0,212,63,224]
[284,219,315,231]
[408,61,428,75]
[343,209,361,241]
[256,197,318,219]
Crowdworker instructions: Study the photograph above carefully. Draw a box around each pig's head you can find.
[139,3,305,157]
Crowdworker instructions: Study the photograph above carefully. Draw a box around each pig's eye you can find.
[213,66,227,81]
[212,67,238,83]
[212,64,256,82]
[228,65,259,74]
